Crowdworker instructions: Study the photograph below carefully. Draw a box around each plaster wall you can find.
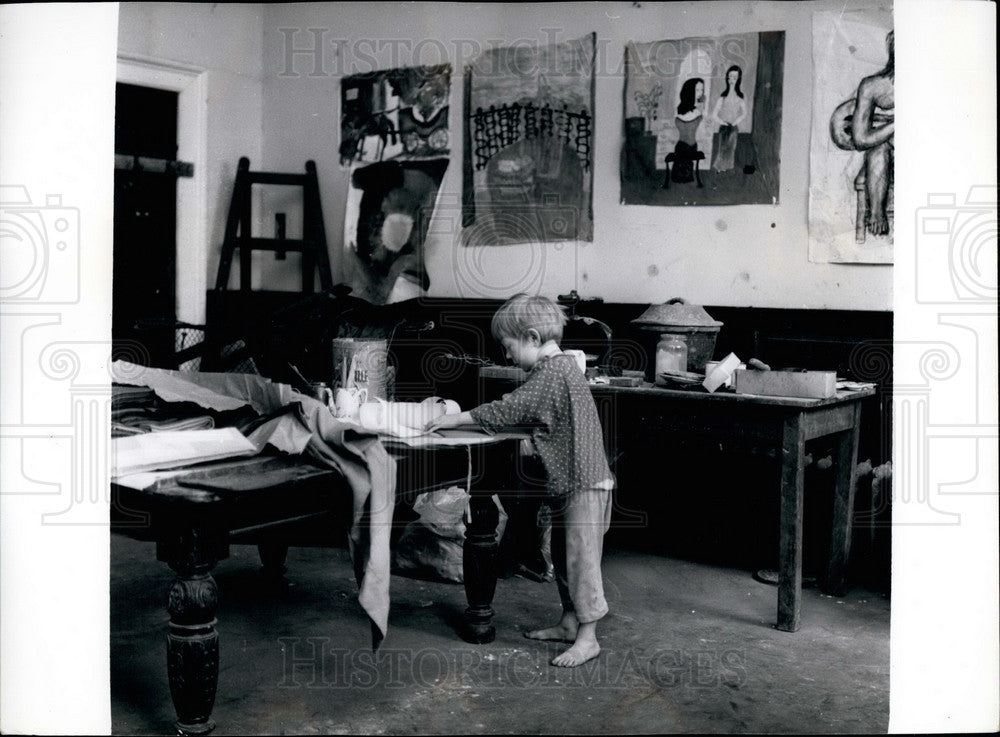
[260,1,894,310]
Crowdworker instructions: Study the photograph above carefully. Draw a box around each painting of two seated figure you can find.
[621,31,785,206]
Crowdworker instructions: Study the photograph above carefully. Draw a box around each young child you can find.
[426,293,614,667]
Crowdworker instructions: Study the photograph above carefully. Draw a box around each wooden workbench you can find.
[480,372,876,633]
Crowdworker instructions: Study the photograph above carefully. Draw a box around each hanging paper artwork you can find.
[620,32,785,206]
[809,10,894,264]
[340,64,451,165]
[340,65,452,303]
[462,33,595,246]
[343,159,449,304]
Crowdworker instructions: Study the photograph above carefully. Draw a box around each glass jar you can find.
[655,334,689,376]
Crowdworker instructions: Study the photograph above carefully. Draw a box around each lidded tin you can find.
[631,297,723,373]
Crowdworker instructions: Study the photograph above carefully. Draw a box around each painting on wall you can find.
[340,64,451,166]
[462,33,595,246]
[343,159,449,304]
[620,32,785,206]
[809,9,894,264]
[340,64,452,303]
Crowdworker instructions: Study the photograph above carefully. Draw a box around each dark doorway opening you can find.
[113,82,179,367]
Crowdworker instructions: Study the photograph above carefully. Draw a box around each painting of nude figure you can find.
[809,9,894,264]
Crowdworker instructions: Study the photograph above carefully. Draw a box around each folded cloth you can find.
[246,398,396,649]
[112,360,294,413]
[112,360,395,650]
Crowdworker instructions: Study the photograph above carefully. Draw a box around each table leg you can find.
[777,416,805,632]
[824,403,863,596]
[462,493,499,643]
[159,528,222,735]
[258,543,291,592]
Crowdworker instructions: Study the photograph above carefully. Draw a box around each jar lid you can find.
[631,298,723,328]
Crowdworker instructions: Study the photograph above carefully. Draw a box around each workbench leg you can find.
[462,493,499,644]
[777,417,805,632]
[824,404,863,596]
[258,543,291,592]
[160,529,222,735]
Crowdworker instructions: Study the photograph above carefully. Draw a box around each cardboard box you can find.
[733,369,837,399]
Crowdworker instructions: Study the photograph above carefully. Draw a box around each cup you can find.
[307,382,335,411]
[334,386,368,419]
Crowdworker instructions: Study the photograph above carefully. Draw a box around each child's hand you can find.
[424,410,474,433]
[425,413,459,433]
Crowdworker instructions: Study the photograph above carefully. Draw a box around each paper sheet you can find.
[112,427,257,476]
[344,397,462,438]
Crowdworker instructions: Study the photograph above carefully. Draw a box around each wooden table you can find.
[111,434,521,735]
[481,372,875,633]
[595,383,875,632]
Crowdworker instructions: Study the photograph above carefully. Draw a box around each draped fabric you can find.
[112,361,396,649]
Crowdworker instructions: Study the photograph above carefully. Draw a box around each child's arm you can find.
[425,374,546,434]
[425,410,474,432]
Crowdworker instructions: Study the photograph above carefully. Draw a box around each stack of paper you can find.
[112,427,257,477]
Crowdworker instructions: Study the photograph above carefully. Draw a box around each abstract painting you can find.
[462,33,595,246]
[340,64,451,166]
[343,159,449,304]
[621,32,785,206]
[809,9,894,264]
[340,64,452,303]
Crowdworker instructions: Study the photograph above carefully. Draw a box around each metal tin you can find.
[631,298,723,374]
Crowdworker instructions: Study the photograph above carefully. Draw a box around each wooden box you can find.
[733,369,837,399]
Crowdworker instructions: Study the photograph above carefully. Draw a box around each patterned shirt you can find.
[470,354,612,497]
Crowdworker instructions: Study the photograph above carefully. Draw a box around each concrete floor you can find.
[111,534,889,735]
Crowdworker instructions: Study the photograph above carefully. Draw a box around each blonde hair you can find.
[491,293,566,343]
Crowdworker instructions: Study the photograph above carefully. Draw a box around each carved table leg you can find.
[159,527,223,735]
[462,493,499,643]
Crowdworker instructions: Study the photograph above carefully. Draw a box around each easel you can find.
[214,157,333,293]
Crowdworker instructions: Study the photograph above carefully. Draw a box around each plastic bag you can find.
[393,487,507,583]
[412,485,470,538]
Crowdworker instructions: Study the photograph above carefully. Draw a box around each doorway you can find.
[112,82,179,366]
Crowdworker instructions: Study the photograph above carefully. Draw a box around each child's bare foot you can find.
[526,616,602,667]
[551,639,601,668]
[524,611,578,643]
[523,622,577,643]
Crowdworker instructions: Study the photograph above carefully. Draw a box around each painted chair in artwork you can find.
[662,149,706,189]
